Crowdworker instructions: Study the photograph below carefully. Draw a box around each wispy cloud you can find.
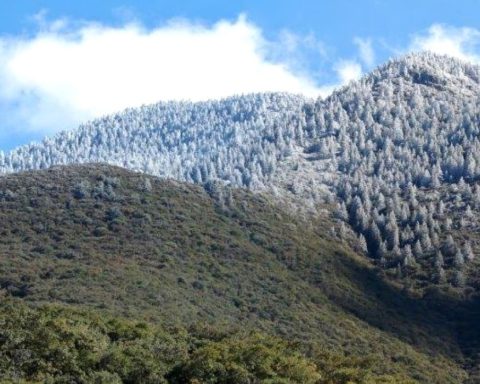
[409,24,480,63]
[353,37,375,67]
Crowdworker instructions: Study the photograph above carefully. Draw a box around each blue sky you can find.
[1,0,480,151]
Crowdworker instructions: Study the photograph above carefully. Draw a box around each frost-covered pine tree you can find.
[453,249,465,268]
[463,242,475,262]
[358,234,368,253]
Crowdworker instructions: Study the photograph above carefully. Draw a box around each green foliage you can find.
[168,333,320,384]
[0,300,411,384]
[0,300,186,383]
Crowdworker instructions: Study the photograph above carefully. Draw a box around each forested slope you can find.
[0,164,477,383]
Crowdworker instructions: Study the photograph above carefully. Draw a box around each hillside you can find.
[2,53,480,290]
[309,53,480,290]
[0,92,311,193]
[1,164,479,383]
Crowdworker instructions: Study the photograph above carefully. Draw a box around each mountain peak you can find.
[372,51,480,88]
[323,52,480,103]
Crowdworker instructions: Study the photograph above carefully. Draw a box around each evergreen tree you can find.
[463,242,475,262]
[358,234,368,254]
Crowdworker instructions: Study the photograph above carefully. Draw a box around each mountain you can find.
[3,53,480,381]
[0,164,475,383]
[312,52,480,290]
[3,53,480,292]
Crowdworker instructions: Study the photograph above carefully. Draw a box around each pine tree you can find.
[358,234,368,254]
[434,265,446,284]
[463,242,475,262]
[453,249,464,268]
[335,202,349,221]
[413,240,423,257]
[403,245,415,267]
[452,270,465,288]
[434,251,444,268]
[443,235,456,257]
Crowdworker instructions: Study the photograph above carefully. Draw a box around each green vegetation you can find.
[0,164,477,382]
[0,299,413,383]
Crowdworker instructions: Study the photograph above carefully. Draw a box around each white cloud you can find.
[0,15,326,134]
[353,37,375,67]
[310,60,363,97]
[409,24,480,63]
[335,60,362,84]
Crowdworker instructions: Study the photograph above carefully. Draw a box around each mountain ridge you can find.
[3,52,480,290]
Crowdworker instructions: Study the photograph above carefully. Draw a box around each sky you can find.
[1,0,480,151]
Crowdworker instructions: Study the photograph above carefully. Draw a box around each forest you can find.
[2,53,480,290]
